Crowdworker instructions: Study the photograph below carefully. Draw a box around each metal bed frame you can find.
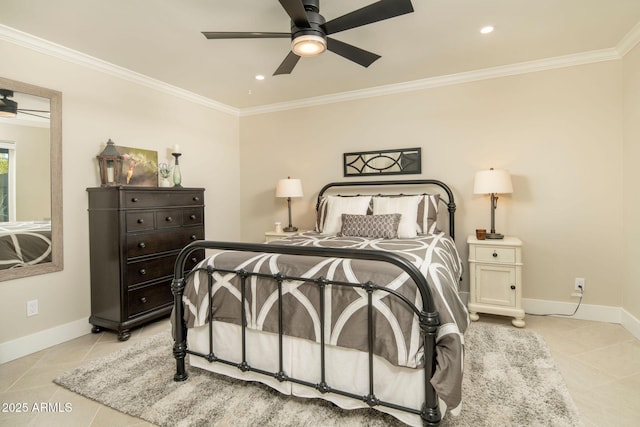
[172,179,456,426]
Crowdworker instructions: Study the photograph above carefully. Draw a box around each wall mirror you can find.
[0,76,62,281]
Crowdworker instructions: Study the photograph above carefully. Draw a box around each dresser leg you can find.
[469,312,479,322]
[118,329,131,341]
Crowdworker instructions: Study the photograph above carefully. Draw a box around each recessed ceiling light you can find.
[480,26,494,34]
[255,74,265,81]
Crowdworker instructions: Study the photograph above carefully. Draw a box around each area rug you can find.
[54,323,582,426]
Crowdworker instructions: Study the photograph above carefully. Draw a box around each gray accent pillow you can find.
[339,213,401,239]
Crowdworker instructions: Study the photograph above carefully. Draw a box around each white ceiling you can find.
[1,0,640,111]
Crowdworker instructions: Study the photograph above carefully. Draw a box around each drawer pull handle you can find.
[510,285,516,290]
[139,269,146,275]
[193,196,200,201]
[132,197,139,202]
[190,235,197,240]
[140,297,147,303]
[190,214,197,220]
[165,216,173,222]
[137,218,144,224]
[492,252,498,258]
[138,242,146,248]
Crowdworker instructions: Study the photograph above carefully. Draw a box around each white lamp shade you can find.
[276,178,303,198]
[473,169,513,194]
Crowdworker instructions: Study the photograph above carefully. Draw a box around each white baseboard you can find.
[0,318,92,364]
[621,309,640,341]
[461,293,639,340]
[523,297,622,323]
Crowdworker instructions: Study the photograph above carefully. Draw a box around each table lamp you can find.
[473,168,513,239]
[275,177,303,232]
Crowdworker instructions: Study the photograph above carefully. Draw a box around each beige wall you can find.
[0,40,241,344]
[240,60,625,308]
[623,43,640,320]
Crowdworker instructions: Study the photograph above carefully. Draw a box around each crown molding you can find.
[617,21,640,56]
[2,23,637,118]
[0,25,240,116]
[240,48,621,116]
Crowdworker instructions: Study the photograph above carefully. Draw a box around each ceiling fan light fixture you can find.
[0,89,18,118]
[291,34,326,57]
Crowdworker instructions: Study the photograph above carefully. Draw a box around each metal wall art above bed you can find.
[343,147,421,177]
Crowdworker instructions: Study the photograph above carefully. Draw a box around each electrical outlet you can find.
[574,277,585,292]
[26,299,38,317]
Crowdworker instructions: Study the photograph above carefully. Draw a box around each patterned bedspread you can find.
[181,231,469,408]
[0,221,52,269]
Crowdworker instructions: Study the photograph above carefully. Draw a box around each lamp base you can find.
[486,232,504,239]
[283,226,298,232]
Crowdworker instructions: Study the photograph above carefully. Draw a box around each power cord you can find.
[525,287,583,317]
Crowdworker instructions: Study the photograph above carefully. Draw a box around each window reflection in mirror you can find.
[0,77,62,281]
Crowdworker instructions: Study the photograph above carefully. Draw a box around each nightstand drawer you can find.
[475,246,516,263]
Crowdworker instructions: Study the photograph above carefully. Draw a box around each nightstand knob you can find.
[137,218,144,224]
[190,214,196,220]
[165,216,173,222]
[140,297,147,303]
[138,242,146,248]
[139,269,146,275]
[190,235,197,240]
[191,257,198,263]
[510,285,516,290]
[492,251,498,258]
[193,196,200,201]
[131,197,139,202]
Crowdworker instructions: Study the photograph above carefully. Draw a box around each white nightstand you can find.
[467,235,525,327]
[264,230,303,242]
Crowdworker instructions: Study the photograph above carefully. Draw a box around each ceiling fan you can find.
[0,89,50,119]
[202,0,414,75]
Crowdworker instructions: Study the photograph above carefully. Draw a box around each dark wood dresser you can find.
[87,186,205,340]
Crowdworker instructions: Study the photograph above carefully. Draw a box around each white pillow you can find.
[372,195,422,238]
[321,196,372,235]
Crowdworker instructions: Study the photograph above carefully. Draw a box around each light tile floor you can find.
[1,315,639,426]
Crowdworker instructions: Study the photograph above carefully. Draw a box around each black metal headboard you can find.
[317,179,456,239]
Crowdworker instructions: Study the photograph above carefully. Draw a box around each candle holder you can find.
[172,152,182,187]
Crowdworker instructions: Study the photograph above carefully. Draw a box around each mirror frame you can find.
[0,76,63,281]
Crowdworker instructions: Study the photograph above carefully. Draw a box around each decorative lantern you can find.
[97,139,123,186]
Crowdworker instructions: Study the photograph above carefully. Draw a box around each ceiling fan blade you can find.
[273,51,301,75]
[278,0,311,28]
[327,37,381,68]
[202,32,290,39]
[324,0,414,35]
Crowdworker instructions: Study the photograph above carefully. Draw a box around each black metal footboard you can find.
[172,241,442,426]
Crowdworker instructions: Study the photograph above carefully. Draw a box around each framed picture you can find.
[115,145,158,187]
[343,147,422,177]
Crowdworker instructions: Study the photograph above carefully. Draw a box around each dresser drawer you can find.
[124,190,203,208]
[475,246,516,263]
[156,209,183,229]
[126,254,176,285]
[183,208,204,226]
[125,250,206,286]
[127,281,173,318]
[127,227,204,258]
[126,211,155,232]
